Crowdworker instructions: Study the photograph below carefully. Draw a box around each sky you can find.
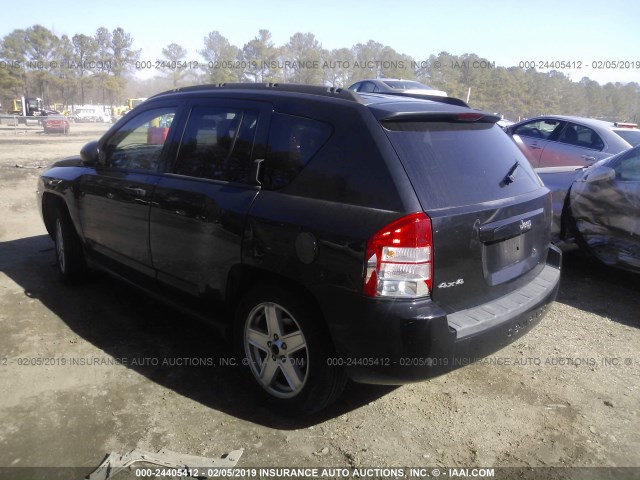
[2,0,639,85]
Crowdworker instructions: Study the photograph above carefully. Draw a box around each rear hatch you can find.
[381,113,552,313]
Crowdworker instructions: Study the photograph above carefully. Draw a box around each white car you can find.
[348,78,448,97]
[74,107,111,123]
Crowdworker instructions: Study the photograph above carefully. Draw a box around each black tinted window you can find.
[263,114,331,189]
[558,123,603,150]
[358,82,376,93]
[174,106,258,183]
[102,108,176,171]
[383,122,542,209]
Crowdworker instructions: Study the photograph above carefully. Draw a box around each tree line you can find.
[1,25,638,122]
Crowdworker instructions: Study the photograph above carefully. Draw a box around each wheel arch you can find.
[41,192,67,239]
[226,265,328,331]
[560,183,583,242]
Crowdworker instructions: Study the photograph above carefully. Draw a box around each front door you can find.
[78,105,180,275]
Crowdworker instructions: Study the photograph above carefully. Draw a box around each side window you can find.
[613,148,640,181]
[349,82,362,92]
[102,108,176,171]
[262,113,332,189]
[358,82,376,93]
[558,123,604,150]
[174,106,258,183]
[514,119,563,140]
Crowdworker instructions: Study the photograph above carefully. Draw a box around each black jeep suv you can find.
[37,83,561,415]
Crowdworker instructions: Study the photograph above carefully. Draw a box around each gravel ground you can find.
[0,123,638,479]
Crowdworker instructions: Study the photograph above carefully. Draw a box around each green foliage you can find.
[160,43,188,87]
[1,26,639,123]
[284,33,323,84]
[242,30,279,83]
[198,31,242,83]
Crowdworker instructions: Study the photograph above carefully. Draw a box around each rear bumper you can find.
[322,245,562,384]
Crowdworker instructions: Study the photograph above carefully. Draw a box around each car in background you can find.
[537,144,640,272]
[497,118,515,129]
[74,106,111,123]
[348,78,448,97]
[505,116,640,168]
[42,116,70,134]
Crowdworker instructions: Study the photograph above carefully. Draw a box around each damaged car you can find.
[537,144,640,272]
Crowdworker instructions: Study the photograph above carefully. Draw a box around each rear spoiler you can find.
[379,111,502,123]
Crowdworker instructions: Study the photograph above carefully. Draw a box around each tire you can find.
[53,205,85,284]
[235,286,347,416]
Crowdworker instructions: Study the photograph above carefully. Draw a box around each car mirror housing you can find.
[585,165,615,184]
[80,141,100,166]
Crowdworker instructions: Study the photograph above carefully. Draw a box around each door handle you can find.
[581,155,596,164]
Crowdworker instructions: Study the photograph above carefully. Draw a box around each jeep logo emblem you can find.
[520,219,532,232]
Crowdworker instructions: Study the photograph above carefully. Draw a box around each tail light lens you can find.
[363,212,433,298]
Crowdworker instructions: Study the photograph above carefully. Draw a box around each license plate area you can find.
[482,232,539,286]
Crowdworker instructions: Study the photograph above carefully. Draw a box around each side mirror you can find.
[80,140,100,165]
[585,165,615,184]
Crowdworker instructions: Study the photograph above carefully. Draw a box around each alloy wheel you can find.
[244,302,309,398]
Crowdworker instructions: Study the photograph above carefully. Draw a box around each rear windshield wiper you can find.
[503,160,519,185]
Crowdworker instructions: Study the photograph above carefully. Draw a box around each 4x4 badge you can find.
[438,279,465,289]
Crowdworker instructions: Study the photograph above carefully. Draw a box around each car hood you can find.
[52,155,83,168]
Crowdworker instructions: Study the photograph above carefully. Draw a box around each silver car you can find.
[505,116,640,168]
[348,78,448,97]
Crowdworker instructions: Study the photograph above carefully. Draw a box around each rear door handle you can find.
[581,155,596,164]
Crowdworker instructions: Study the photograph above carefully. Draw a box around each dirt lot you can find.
[0,122,639,479]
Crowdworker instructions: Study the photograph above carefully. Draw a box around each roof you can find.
[149,82,497,121]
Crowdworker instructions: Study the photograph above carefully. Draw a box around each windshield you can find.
[614,129,640,147]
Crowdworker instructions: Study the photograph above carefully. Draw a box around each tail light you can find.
[363,212,433,298]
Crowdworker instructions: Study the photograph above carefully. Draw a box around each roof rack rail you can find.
[162,82,362,102]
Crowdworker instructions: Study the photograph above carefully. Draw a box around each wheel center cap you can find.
[270,342,280,355]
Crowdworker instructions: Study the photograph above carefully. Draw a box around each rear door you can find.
[148,99,271,296]
[540,121,609,167]
[383,119,552,312]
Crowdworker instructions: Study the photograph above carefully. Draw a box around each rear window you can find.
[383,122,542,209]
[613,129,640,147]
